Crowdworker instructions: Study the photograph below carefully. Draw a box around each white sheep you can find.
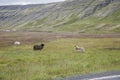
[74,46,85,53]
[14,41,21,45]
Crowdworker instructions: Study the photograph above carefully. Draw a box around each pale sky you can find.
[0,0,65,5]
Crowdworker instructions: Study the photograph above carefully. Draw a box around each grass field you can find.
[0,32,120,80]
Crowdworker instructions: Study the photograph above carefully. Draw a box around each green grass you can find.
[102,8,120,23]
[10,8,120,33]
[21,17,48,31]
[54,9,120,33]
[0,38,120,80]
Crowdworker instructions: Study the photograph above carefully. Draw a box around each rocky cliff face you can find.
[0,0,120,33]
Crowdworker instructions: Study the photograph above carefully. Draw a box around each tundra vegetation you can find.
[0,32,120,80]
[0,0,120,33]
[0,0,120,80]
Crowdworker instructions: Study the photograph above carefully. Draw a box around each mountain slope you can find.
[0,0,120,33]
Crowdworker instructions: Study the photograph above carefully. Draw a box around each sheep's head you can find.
[40,44,44,46]
[74,45,80,48]
[74,45,85,53]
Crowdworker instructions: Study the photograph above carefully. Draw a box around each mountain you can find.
[0,0,120,33]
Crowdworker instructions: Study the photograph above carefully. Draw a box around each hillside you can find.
[0,0,120,33]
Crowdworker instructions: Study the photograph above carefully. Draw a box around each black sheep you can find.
[33,44,44,50]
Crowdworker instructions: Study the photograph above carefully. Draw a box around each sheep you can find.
[33,43,44,50]
[14,41,21,45]
[74,45,85,53]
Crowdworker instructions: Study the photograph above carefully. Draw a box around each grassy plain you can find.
[0,32,120,80]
